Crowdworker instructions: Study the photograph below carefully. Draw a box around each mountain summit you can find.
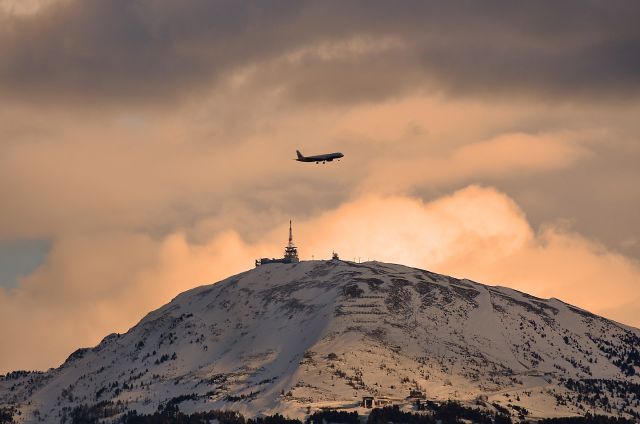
[2,260,640,422]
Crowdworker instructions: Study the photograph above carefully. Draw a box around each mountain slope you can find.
[2,260,640,422]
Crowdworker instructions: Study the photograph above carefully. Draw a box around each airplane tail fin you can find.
[296,150,304,160]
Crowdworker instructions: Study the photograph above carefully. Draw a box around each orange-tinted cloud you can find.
[2,185,638,373]
[360,131,592,192]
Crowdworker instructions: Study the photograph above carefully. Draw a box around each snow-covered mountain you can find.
[2,260,640,422]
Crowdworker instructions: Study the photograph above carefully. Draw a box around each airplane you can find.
[295,150,344,164]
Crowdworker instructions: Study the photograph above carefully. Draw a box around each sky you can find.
[0,0,639,373]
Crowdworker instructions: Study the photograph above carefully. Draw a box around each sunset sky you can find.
[1,0,639,373]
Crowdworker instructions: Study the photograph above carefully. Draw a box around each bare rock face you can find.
[2,260,639,422]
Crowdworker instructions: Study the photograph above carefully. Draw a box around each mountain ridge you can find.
[2,260,639,422]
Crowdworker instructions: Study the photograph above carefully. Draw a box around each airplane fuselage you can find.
[296,150,344,163]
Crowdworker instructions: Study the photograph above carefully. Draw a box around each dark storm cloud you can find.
[0,0,307,102]
[1,0,639,105]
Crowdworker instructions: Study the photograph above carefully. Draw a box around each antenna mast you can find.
[283,220,299,263]
[288,220,293,247]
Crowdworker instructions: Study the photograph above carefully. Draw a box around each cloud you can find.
[0,0,61,16]
[1,86,638,271]
[2,185,638,373]
[360,131,593,192]
[0,89,605,241]
[1,1,640,106]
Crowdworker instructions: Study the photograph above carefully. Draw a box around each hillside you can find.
[1,260,639,422]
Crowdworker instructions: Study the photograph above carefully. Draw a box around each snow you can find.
[2,260,639,422]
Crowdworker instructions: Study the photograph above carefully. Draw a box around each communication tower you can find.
[283,220,299,263]
[255,220,300,266]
